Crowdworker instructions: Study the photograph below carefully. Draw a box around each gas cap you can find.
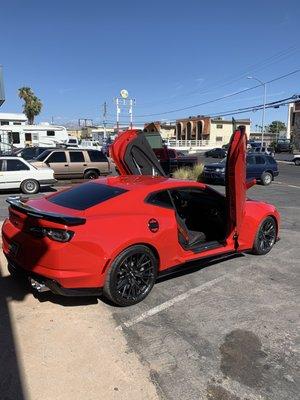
[148,218,159,233]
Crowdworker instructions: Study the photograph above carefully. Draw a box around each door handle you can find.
[64,164,69,166]
[83,164,87,166]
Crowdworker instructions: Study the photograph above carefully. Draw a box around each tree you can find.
[267,120,286,134]
[18,87,42,124]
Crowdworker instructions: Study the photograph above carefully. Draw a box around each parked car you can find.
[203,153,279,185]
[292,155,300,166]
[204,148,227,158]
[153,147,198,174]
[248,146,275,157]
[0,157,56,194]
[31,149,110,179]
[274,139,293,153]
[2,129,280,306]
[14,147,57,160]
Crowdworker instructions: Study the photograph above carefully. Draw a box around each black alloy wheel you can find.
[252,217,277,255]
[104,245,157,306]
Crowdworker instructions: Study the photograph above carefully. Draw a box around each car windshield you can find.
[36,150,52,161]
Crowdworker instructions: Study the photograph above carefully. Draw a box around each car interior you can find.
[170,188,227,251]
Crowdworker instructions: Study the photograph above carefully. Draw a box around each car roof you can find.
[103,175,206,192]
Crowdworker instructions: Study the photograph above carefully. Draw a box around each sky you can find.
[0,0,300,129]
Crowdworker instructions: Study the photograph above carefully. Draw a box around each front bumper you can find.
[203,171,225,183]
[7,258,103,297]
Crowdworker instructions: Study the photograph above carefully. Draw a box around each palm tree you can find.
[18,87,42,124]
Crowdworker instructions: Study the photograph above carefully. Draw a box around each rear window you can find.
[87,150,107,162]
[49,183,128,210]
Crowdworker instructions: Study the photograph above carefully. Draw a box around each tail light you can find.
[29,227,74,242]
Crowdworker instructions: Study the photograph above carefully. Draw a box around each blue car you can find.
[203,153,279,185]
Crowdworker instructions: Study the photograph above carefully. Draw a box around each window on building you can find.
[6,159,29,171]
[13,122,21,125]
[0,121,9,125]
[25,133,32,142]
[12,133,20,144]
[47,152,67,163]
[216,136,223,142]
[216,124,223,129]
[47,130,55,136]
[70,152,84,163]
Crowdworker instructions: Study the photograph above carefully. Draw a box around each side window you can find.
[0,160,3,171]
[47,130,55,136]
[6,159,30,171]
[87,150,107,162]
[247,156,255,165]
[147,190,173,209]
[255,156,266,165]
[267,156,277,165]
[12,132,20,144]
[47,152,67,163]
[70,152,84,162]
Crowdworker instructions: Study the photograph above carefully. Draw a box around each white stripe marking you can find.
[116,275,226,330]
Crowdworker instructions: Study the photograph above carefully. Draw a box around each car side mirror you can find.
[246,179,256,189]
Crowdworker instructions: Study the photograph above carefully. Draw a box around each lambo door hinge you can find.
[233,232,239,250]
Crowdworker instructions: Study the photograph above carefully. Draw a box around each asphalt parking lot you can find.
[0,160,299,400]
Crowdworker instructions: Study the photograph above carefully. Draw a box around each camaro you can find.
[2,127,280,306]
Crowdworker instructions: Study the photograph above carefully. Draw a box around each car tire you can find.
[261,172,272,186]
[103,245,158,306]
[8,264,24,281]
[251,216,277,255]
[20,179,40,194]
[84,170,99,180]
[295,159,300,166]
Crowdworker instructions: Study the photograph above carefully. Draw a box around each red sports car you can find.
[2,127,280,306]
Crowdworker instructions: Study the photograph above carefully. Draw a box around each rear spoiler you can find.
[6,197,86,226]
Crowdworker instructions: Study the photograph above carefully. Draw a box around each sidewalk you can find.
[0,250,159,400]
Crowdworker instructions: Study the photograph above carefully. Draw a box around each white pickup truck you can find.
[0,157,56,194]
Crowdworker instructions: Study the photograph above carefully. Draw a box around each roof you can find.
[103,175,206,192]
[0,112,27,121]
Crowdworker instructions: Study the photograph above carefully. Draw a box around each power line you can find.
[134,69,300,118]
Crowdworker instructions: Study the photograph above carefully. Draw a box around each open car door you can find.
[110,129,166,176]
[225,126,247,248]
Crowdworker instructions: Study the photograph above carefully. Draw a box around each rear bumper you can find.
[39,179,57,186]
[7,257,103,297]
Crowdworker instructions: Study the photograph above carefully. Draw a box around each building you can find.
[174,116,251,149]
[144,121,176,140]
[288,101,300,149]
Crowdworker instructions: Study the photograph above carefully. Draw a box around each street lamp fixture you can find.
[247,76,267,145]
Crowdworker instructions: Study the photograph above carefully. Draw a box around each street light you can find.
[247,76,266,145]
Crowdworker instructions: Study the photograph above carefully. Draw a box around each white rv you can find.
[0,123,70,152]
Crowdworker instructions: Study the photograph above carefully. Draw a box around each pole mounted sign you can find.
[0,66,5,106]
[115,89,136,132]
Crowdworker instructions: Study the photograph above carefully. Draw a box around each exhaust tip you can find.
[30,277,50,293]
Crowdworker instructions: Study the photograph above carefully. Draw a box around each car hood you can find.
[204,162,225,169]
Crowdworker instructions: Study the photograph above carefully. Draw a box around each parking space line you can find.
[274,181,300,189]
[116,275,226,330]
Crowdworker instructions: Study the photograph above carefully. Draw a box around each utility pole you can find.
[247,76,266,146]
[103,102,107,139]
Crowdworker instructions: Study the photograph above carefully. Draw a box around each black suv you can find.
[203,153,279,186]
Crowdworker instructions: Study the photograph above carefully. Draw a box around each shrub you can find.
[172,163,204,182]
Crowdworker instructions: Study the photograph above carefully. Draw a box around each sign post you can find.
[114,89,135,133]
[0,66,5,107]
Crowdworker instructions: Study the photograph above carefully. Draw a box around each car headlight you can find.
[215,168,225,173]
[29,226,74,242]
